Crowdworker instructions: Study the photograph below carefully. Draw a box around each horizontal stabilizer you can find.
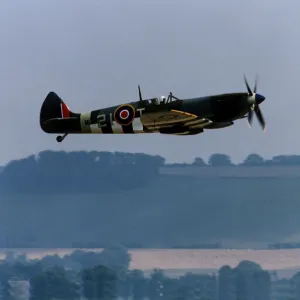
[42,117,80,133]
[44,117,78,124]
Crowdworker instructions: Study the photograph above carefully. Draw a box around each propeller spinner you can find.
[244,74,266,131]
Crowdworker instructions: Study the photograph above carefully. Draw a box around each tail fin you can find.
[40,92,79,133]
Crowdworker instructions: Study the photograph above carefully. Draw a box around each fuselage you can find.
[182,92,250,122]
[77,92,250,134]
[40,92,251,135]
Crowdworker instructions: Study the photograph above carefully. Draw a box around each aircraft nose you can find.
[255,93,265,104]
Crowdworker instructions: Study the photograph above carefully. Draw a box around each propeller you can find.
[244,74,266,131]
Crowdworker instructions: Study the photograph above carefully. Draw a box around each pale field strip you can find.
[1,248,300,271]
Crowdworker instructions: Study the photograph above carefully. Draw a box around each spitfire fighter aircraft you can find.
[40,76,266,142]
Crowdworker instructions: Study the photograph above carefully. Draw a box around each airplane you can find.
[39,75,266,142]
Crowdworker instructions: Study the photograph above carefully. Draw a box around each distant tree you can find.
[242,154,264,165]
[173,284,190,300]
[12,261,44,280]
[272,155,300,165]
[65,250,104,270]
[193,157,207,166]
[208,154,233,166]
[147,269,167,300]
[29,266,80,300]
[235,260,262,271]
[234,261,271,300]
[118,273,132,300]
[99,244,131,278]
[177,273,217,300]
[291,272,300,300]
[65,245,131,278]
[40,254,64,268]
[128,269,147,300]
[82,265,117,300]
[218,265,235,300]
[0,150,165,194]
[0,261,31,285]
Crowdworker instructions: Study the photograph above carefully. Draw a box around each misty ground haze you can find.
[1,150,300,251]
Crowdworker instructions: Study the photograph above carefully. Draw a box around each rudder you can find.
[40,92,78,133]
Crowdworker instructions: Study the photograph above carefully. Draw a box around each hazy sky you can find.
[1,0,300,165]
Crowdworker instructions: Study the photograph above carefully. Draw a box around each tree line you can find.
[1,150,300,194]
[0,151,165,194]
[176,153,300,167]
[0,246,216,299]
[2,246,299,300]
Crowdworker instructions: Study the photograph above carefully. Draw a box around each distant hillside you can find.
[0,151,300,249]
[0,150,165,194]
[1,151,300,194]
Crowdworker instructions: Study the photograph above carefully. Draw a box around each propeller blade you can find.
[247,109,253,127]
[138,85,142,102]
[253,74,259,94]
[243,74,253,96]
[254,105,266,130]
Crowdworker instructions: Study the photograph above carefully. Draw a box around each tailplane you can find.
[40,92,80,140]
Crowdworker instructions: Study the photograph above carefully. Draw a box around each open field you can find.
[1,175,300,249]
[160,165,300,178]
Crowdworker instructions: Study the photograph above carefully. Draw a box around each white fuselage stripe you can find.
[111,122,124,133]
[132,117,144,133]
[89,117,147,134]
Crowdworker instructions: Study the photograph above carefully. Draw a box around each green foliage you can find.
[0,150,165,194]
[29,266,80,300]
[63,245,131,274]
[100,244,131,278]
[3,150,300,195]
[0,252,283,300]
[129,269,147,300]
[193,157,206,166]
[208,153,233,166]
[82,265,117,300]
[147,269,167,300]
[242,154,264,165]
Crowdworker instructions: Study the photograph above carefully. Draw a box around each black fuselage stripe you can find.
[102,126,113,133]
[122,123,134,133]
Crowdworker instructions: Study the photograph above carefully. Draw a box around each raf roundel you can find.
[120,109,129,119]
[114,104,135,126]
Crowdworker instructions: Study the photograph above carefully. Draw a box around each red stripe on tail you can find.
[61,102,70,118]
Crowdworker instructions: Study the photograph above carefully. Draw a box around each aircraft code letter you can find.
[97,114,107,128]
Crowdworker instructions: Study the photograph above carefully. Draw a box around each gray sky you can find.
[1,0,300,165]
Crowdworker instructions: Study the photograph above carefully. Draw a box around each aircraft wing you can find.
[141,109,197,126]
[140,109,212,129]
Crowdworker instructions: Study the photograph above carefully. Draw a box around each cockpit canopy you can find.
[159,96,166,103]
[142,95,176,105]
